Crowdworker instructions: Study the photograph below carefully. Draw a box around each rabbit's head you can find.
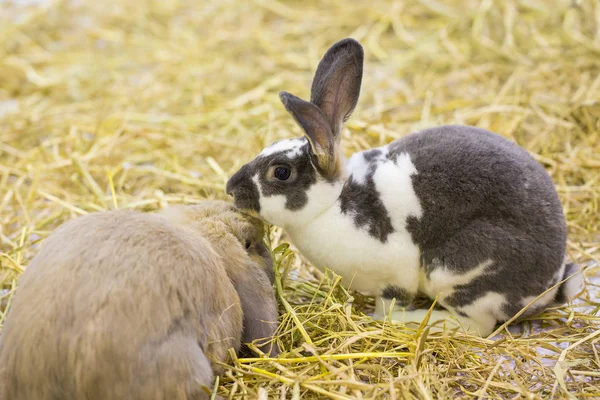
[162,200,273,283]
[162,201,279,355]
[226,38,364,229]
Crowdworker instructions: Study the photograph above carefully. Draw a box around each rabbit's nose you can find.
[226,167,246,197]
[225,179,236,197]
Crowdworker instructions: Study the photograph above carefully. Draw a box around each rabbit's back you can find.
[389,125,567,317]
[338,125,570,331]
[0,210,242,400]
[390,125,566,251]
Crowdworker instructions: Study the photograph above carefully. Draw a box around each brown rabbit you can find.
[0,200,279,400]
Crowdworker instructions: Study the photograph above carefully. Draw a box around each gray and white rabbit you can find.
[0,201,278,400]
[225,38,583,336]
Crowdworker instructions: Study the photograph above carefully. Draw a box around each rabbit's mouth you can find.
[227,185,261,213]
[226,164,263,215]
[237,206,261,220]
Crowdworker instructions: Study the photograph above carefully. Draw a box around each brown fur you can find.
[0,201,278,400]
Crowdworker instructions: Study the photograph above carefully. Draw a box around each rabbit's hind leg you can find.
[387,308,494,337]
[372,285,494,337]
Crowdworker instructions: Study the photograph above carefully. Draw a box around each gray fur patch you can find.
[226,164,262,213]
[392,125,567,321]
[339,150,394,243]
[381,285,414,307]
[362,148,383,162]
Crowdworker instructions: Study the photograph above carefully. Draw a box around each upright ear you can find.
[310,38,364,138]
[279,91,339,176]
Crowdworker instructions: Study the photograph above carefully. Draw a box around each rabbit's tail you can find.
[555,262,584,304]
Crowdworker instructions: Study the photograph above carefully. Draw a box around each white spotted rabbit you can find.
[225,38,583,336]
[0,201,278,400]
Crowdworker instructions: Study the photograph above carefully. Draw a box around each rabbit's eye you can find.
[245,240,252,249]
[274,167,291,181]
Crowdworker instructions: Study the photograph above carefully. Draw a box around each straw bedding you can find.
[1,0,599,398]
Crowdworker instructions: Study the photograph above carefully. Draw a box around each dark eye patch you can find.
[245,239,252,249]
[230,138,318,212]
[255,143,318,210]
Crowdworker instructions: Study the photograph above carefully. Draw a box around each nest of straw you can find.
[1,0,599,398]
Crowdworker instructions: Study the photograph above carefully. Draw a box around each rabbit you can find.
[225,38,584,337]
[0,200,279,400]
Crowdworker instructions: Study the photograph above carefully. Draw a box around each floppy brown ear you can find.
[310,38,364,138]
[229,263,279,357]
[279,91,338,176]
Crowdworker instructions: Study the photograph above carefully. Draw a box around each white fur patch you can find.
[345,153,370,185]
[521,289,558,310]
[252,174,343,230]
[258,138,305,158]
[418,259,503,333]
[460,291,508,321]
[561,264,584,301]
[455,291,508,333]
[373,152,423,228]
[382,307,495,336]
[346,146,389,185]
[420,259,493,300]
[554,262,566,283]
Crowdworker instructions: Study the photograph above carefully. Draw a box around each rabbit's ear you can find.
[279,91,339,176]
[310,38,364,138]
[231,265,279,357]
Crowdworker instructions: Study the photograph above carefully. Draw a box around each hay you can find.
[1,0,599,398]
